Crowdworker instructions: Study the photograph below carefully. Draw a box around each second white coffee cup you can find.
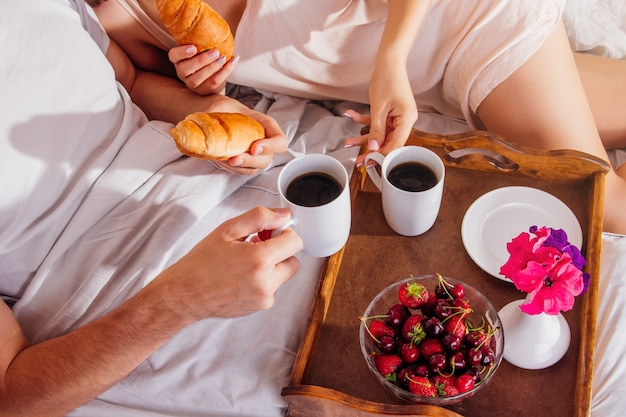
[277,154,351,257]
[365,146,445,236]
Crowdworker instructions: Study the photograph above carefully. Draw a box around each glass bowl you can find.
[359,274,504,406]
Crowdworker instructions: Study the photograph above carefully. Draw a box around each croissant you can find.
[170,112,265,160]
[156,0,234,59]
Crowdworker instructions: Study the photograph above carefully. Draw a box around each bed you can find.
[0,0,624,416]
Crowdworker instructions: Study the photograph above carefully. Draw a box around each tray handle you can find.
[361,127,610,183]
[282,385,465,417]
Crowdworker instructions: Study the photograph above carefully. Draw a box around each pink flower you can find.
[499,226,587,315]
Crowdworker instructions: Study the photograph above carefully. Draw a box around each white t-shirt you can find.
[102,0,566,128]
[231,0,566,126]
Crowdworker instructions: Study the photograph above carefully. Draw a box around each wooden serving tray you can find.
[281,129,610,417]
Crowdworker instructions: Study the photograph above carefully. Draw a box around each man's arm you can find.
[0,207,302,417]
[0,286,188,417]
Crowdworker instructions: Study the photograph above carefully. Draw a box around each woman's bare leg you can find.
[574,52,626,150]
[477,20,626,234]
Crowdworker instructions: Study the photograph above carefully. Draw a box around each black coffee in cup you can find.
[286,172,342,207]
[387,162,438,192]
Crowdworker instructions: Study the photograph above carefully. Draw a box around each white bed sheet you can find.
[564,0,626,170]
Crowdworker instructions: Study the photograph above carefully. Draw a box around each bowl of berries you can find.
[359,273,504,406]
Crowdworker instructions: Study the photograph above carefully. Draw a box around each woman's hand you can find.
[206,96,290,175]
[169,44,239,95]
[345,64,418,166]
[344,0,428,167]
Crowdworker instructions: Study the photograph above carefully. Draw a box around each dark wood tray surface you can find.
[283,130,609,417]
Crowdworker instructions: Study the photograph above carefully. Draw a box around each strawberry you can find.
[418,338,443,359]
[373,354,402,380]
[398,281,429,308]
[257,229,272,241]
[401,314,425,343]
[368,319,395,341]
[444,315,467,339]
[432,375,460,397]
[455,373,476,393]
[408,376,437,397]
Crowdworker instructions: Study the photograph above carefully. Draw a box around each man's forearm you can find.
[1,274,192,417]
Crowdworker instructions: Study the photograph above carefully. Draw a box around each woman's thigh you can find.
[476,21,608,161]
[574,52,626,150]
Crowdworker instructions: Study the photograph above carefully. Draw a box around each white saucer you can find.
[461,186,583,281]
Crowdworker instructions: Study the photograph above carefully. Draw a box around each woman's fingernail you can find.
[343,111,353,118]
[216,55,227,65]
[344,143,355,148]
[185,46,197,55]
[369,140,379,151]
[231,55,240,66]
[207,49,220,59]
[253,145,264,156]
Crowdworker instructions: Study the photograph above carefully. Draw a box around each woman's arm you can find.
[346,0,431,162]
[105,36,287,174]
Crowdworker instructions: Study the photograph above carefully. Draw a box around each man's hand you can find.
[161,206,302,319]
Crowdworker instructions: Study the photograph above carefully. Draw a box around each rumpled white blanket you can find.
[12,89,366,417]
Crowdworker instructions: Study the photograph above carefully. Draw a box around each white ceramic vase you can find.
[498,298,571,370]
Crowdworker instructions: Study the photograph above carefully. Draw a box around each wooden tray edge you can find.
[282,385,465,417]
[285,129,610,417]
[573,171,606,417]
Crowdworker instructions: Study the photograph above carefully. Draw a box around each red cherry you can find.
[379,335,396,353]
[400,343,420,363]
[450,283,465,299]
[387,304,410,327]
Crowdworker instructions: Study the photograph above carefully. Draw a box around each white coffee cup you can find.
[365,146,445,236]
[277,154,351,257]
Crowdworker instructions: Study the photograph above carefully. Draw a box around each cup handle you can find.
[270,219,296,238]
[364,152,385,191]
[250,219,296,242]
